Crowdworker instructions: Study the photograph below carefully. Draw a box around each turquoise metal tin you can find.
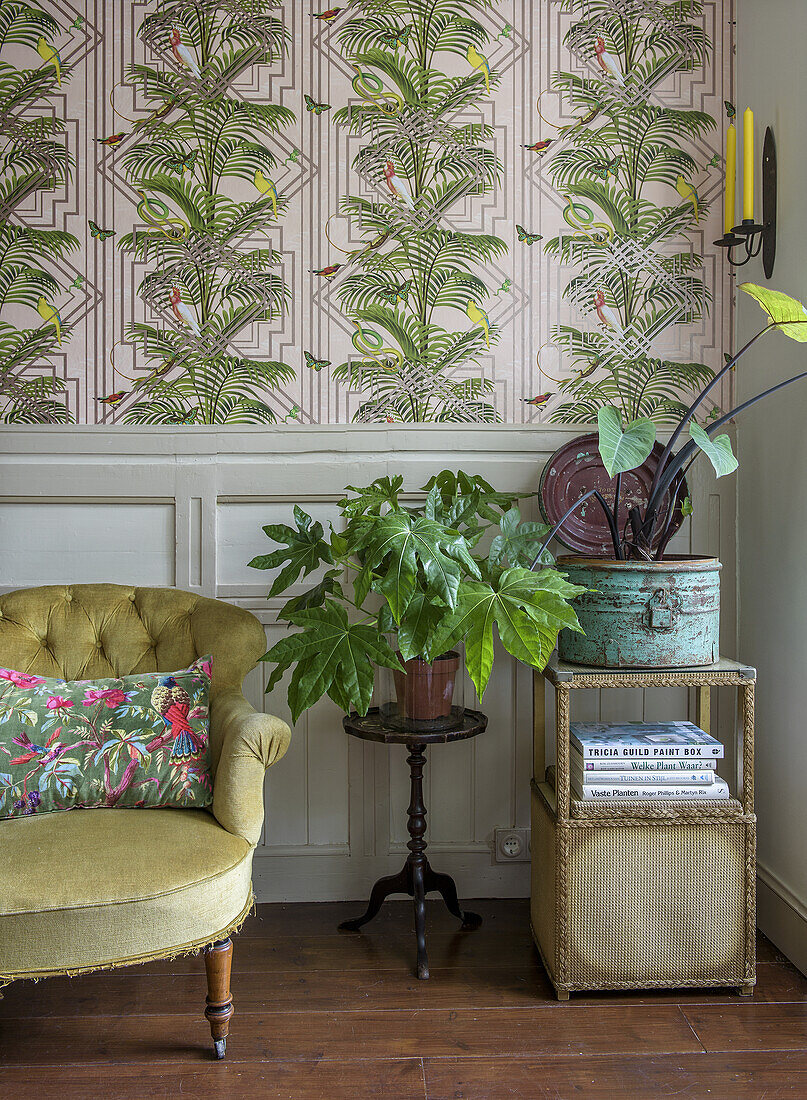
[557,557,721,668]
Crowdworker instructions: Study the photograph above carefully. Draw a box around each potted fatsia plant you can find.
[249,472,585,727]
[537,284,807,668]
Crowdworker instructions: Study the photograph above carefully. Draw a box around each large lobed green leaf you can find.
[248,505,333,597]
[262,602,403,723]
[430,567,586,699]
[360,512,481,623]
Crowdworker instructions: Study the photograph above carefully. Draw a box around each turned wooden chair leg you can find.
[204,937,234,1059]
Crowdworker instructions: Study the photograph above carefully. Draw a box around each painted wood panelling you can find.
[0,426,737,901]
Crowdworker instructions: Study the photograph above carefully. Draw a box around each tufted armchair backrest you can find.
[0,584,266,762]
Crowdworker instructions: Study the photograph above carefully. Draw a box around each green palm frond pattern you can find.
[0,2,77,424]
[0,1,734,424]
[541,0,721,424]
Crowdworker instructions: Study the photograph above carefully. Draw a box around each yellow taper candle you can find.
[743,107,754,222]
[725,123,737,233]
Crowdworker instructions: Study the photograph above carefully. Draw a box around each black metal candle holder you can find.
[715,126,777,279]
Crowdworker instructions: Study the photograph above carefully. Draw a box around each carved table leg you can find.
[407,744,430,979]
[337,741,482,979]
[204,937,234,1060]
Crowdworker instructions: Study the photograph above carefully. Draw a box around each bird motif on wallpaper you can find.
[523,139,552,155]
[36,297,62,345]
[169,286,201,336]
[36,37,61,85]
[96,391,128,406]
[151,675,197,764]
[675,175,700,222]
[170,28,201,78]
[310,263,343,278]
[595,37,624,85]
[383,161,415,210]
[96,132,126,148]
[254,169,278,217]
[466,45,491,93]
[311,8,343,22]
[466,301,491,348]
[523,393,551,408]
[593,290,622,334]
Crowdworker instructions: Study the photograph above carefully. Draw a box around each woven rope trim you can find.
[560,672,754,689]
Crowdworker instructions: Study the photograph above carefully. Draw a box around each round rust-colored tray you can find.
[539,433,687,556]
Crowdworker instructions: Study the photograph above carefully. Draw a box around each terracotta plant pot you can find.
[392,651,461,730]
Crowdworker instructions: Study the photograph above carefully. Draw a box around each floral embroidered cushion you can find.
[0,656,213,819]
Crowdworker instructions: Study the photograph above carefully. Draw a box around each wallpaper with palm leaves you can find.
[0,0,734,425]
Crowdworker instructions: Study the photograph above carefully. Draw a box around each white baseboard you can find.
[252,852,530,903]
[757,863,807,977]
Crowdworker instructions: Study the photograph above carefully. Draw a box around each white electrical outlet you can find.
[494,827,531,862]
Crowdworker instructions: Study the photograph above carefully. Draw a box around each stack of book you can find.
[569,721,729,801]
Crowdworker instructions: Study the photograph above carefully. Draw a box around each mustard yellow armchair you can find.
[0,584,290,1059]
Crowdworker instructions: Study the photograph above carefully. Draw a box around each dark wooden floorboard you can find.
[423,1051,807,1099]
[0,900,803,1098]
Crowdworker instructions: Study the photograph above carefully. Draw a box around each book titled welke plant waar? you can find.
[571,722,724,760]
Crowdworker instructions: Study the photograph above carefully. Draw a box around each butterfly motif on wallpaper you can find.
[305,94,331,115]
[591,156,622,181]
[516,225,542,245]
[377,280,412,305]
[165,149,198,175]
[88,220,115,240]
[378,26,412,49]
[725,101,736,119]
[304,351,330,372]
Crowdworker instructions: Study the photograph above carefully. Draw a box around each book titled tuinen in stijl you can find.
[570,721,724,761]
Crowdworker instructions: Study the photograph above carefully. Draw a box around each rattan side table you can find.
[531,655,757,999]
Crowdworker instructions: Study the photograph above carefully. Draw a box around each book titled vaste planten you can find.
[571,778,731,801]
[570,721,724,760]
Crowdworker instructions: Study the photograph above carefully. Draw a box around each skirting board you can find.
[757,864,807,978]
[252,852,531,903]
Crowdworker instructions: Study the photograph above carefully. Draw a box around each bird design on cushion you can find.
[151,675,196,764]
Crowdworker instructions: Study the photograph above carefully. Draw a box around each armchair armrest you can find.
[211,689,292,845]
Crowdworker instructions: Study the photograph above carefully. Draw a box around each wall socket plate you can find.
[494,827,531,862]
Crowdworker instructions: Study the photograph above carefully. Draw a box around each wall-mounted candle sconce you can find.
[715,109,777,278]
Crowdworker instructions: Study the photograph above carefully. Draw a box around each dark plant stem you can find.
[612,473,624,560]
[532,489,620,569]
[645,324,776,521]
[650,367,807,526]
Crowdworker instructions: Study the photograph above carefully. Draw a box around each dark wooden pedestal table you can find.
[339,707,488,979]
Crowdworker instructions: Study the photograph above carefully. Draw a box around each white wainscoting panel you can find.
[0,427,737,901]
